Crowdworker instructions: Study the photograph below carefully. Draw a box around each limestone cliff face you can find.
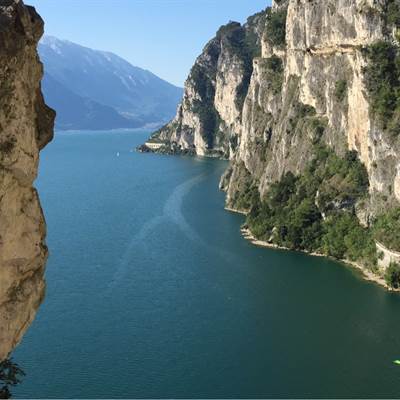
[225,0,392,214]
[147,0,400,222]
[151,12,266,158]
[0,0,55,361]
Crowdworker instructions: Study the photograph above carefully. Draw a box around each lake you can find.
[11,130,400,398]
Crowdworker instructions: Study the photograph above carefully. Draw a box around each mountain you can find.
[39,36,183,130]
[41,73,144,130]
[143,0,400,289]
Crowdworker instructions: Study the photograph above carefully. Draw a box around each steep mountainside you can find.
[39,36,183,130]
[0,0,55,361]
[148,11,267,158]
[41,73,143,130]
[144,0,400,288]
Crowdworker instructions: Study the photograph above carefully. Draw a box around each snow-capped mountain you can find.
[39,36,183,130]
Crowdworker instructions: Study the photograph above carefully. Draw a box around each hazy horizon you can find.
[28,0,271,87]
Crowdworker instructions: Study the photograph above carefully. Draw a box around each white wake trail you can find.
[109,174,207,289]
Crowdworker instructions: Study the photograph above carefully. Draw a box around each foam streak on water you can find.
[11,130,400,399]
[110,173,207,288]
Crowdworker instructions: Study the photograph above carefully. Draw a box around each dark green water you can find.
[11,130,400,398]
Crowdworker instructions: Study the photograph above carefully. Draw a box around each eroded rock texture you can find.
[0,0,55,361]
[151,11,267,158]
[149,0,400,220]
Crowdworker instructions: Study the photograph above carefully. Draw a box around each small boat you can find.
[393,360,400,365]
[116,152,120,157]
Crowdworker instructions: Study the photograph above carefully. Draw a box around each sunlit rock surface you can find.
[147,0,400,217]
[0,0,55,361]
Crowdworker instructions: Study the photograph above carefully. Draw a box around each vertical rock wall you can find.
[146,0,400,219]
[0,0,55,361]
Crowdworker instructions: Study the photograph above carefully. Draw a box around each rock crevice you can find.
[0,0,55,362]
[146,0,399,213]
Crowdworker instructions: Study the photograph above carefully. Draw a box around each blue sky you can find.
[27,0,271,86]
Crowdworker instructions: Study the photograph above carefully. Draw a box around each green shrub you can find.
[387,1,400,27]
[265,8,287,48]
[289,104,327,142]
[245,9,268,59]
[297,104,316,118]
[308,117,328,144]
[234,182,259,211]
[190,64,215,102]
[216,21,259,114]
[322,213,376,264]
[217,22,251,65]
[235,78,251,112]
[317,150,369,212]
[373,208,400,251]
[363,41,400,134]
[245,147,374,263]
[385,262,400,288]
[189,63,222,147]
[216,21,242,38]
[260,56,284,95]
[264,55,283,73]
[334,80,348,102]
[0,359,25,399]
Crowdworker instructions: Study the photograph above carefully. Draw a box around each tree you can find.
[385,262,400,289]
[0,359,25,399]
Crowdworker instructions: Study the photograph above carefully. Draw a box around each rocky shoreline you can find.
[139,0,400,294]
[241,226,397,291]
[224,207,396,292]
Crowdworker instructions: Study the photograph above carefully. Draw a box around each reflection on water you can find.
[0,359,25,399]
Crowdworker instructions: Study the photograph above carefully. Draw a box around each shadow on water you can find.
[0,360,25,399]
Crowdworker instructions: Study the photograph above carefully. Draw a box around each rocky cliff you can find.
[223,0,394,214]
[147,10,267,158]
[0,0,55,361]
[144,0,400,287]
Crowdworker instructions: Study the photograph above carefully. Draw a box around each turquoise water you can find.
[11,130,400,398]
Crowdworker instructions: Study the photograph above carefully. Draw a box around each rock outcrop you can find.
[150,11,267,158]
[224,0,395,211]
[143,0,400,284]
[0,0,55,361]
[145,0,400,217]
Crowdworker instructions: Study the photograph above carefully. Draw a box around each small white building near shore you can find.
[145,141,164,150]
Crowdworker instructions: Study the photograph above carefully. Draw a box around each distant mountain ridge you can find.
[39,36,183,130]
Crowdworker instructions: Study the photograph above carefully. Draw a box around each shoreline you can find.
[240,227,396,291]
[224,207,397,292]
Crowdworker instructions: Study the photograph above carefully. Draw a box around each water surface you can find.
[12,130,400,398]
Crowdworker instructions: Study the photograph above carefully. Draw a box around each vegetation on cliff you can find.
[362,2,400,135]
[188,57,221,148]
[0,359,24,399]
[334,79,348,102]
[363,41,400,134]
[245,147,377,268]
[261,56,284,95]
[143,0,400,290]
[265,8,287,48]
[217,23,256,114]
[386,0,400,28]
[373,208,400,251]
[385,262,400,288]
[217,14,269,115]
